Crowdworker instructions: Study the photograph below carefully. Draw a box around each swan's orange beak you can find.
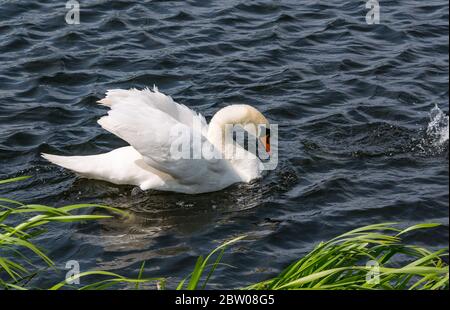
[261,136,271,154]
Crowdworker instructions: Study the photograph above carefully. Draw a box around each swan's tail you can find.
[41,153,97,177]
[41,147,163,190]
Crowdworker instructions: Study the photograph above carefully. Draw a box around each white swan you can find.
[42,87,271,194]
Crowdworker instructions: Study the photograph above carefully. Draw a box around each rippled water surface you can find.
[0,0,448,289]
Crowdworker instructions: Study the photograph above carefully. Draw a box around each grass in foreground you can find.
[0,176,149,289]
[1,176,448,290]
[244,223,448,290]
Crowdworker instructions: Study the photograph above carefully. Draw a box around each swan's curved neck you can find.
[207,122,226,152]
[206,105,267,153]
[207,111,236,152]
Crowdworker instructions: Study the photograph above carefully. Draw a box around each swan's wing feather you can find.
[97,94,219,181]
[98,87,208,135]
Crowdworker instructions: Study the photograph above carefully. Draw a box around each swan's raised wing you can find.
[97,88,221,182]
[98,87,208,135]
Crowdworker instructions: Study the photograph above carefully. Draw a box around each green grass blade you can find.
[0,176,31,185]
[397,223,441,236]
[135,261,146,290]
[186,255,204,290]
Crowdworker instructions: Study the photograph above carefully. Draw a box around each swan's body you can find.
[42,87,271,194]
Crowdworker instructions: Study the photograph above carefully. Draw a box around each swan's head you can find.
[208,104,271,153]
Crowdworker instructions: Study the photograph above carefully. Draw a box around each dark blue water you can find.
[0,0,448,289]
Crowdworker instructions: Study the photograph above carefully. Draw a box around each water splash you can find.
[413,104,449,156]
[426,104,449,147]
